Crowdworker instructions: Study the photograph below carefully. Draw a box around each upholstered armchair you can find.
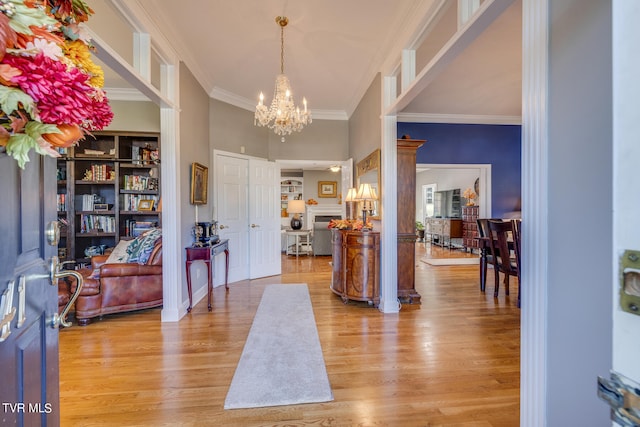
[74,230,163,325]
[312,215,341,256]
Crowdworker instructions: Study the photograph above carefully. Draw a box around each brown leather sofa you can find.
[73,238,163,325]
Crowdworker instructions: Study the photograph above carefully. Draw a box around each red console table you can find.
[185,239,229,312]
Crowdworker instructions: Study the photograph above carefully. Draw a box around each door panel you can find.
[215,155,249,283]
[612,0,640,404]
[249,159,281,279]
[0,153,59,426]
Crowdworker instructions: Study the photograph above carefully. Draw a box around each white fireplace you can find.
[305,204,343,229]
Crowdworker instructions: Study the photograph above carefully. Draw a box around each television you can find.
[433,189,461,218]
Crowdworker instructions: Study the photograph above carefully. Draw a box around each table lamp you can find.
[356,183,377,230]
[345,187,357,220]
[287,199,305,230]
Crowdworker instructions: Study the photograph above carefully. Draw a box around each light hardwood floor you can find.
[59,244,520,427]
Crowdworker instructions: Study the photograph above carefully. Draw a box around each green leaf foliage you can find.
[7,0,58,35]
[0,85,36,117]
[5,132,37,168]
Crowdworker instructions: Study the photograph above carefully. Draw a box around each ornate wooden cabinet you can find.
[331,229,380,306]
[462,205,480,252]
[397,137,425,304]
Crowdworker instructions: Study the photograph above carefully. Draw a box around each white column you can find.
[521,0,549,424]
[133,32,151,82]
[160,63,184,322]
[458,0,481,28]
[379,75,399,314]
[401,49,416,92]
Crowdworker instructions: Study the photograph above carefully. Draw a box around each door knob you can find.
[45,221,60,246]
[251,224,260,228]
[219,225,228,230]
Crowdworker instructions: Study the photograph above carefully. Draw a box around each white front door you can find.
[215,154,249,283]
[610,3,640,425]
[248,158,281,279]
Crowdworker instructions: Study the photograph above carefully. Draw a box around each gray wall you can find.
[210,99,269,159]
[349,73,382,169]
[547,0,612,424]
[267,120,349,161]
[302,170,343,204]
[179,62,213,304]
[105,100,159,132]
[209,99,349,163]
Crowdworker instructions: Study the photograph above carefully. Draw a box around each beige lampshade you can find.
[356,183,377,200]
[345,187,357,202]
[287,199,306,214]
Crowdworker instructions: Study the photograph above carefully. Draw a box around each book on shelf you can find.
[82,194,94,211]
[125,219,157,237]
[122,175,159,191]
[80,214,115,234]
[57,193,66,211]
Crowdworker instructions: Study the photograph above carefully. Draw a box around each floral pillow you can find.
[126,228,162,264]
[105,239,134,264]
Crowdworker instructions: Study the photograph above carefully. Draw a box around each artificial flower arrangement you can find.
[327,218,373,231]
[0,0,114,168]
[463,187,477,206]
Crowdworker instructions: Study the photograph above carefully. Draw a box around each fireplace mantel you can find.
[305,204,343,229]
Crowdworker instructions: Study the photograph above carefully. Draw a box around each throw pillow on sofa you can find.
[126,228,162,264]
[105,239,134,264]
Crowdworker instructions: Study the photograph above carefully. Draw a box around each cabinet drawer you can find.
[345,233,377,246]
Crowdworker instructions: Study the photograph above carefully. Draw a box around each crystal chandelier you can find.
[255,16,311,142]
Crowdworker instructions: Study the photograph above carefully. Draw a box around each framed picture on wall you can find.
[318,181,337,198]
[190,162,208,205]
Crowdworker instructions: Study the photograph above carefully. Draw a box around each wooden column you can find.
[397,137,425,304]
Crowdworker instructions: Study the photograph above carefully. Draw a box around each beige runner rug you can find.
[224,283,333,409]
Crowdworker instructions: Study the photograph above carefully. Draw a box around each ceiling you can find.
[93,0,522,123]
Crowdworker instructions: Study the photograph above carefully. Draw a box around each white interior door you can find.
[248,158,281,279]
[610,3,640,425]
[215,153,249,284]
[422,183,437,221]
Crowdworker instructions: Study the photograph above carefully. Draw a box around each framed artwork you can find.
[190,162,208,205]
[318,181,337,198]
[138,199,155,211]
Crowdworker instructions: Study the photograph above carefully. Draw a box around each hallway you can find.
[59,245,520,426]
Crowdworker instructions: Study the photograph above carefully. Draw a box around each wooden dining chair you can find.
[476,218,502,292]
[511,219,522,307]
[488,219,519,300]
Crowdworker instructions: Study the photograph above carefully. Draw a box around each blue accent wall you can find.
[398,123,522,218]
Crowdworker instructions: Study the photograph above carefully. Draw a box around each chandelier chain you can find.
[280,24,284,74]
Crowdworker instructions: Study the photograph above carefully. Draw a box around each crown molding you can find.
[104,87,151,102]
[397,112,521,125]
[210,86,348,121]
